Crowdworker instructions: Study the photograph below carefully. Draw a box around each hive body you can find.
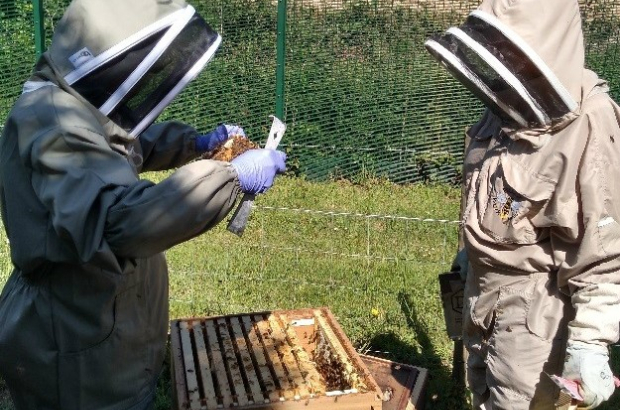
[170,308,383,410]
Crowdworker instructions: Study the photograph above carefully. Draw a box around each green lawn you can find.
[158,175,465,409]
[1,175,620,409]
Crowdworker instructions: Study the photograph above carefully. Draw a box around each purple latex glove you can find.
[231,149,287,194]
[195,124,246,153]
[224,124,246,138]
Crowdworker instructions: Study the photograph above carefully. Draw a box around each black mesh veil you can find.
[71,31,167,109]
[461,12,575,122]
[425,39,528,127]
[425,10,577,129]
[71,12,220,137]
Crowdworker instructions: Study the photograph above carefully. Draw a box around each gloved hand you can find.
[224,124,246,138]
[561,342,615,408]
[231,149,287,194]
[451,248,468,281]
[195,123,246,153]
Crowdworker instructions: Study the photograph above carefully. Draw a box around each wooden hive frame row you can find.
[171,308,383,410]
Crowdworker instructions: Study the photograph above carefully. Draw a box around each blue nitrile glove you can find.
[562,342,615,408]
[224,124,246,138]
[195,124,246,153]
[451,248,469,281]
[231,149,287,194]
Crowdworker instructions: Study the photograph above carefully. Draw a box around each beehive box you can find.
[359,355,428,410]
[170,308,383,410]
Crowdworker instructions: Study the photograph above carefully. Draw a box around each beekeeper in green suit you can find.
[427,0,620,408]
[0,1,286,409]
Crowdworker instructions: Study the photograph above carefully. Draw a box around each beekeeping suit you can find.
[426,0,620,408]
[0,1,271,409]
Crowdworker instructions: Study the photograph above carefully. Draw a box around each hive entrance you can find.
[171,308,380,410]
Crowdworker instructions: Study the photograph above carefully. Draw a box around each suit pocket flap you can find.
[501,155,557,202]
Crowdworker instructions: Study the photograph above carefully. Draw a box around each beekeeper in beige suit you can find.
[0,1,286,409]
[426,0,620,408]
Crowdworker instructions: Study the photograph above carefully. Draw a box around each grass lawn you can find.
[1,175,620,409]
[159,175,465,409]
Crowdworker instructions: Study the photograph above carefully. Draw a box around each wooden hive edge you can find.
[359,354,429,410]
[170,320,189,410]
[170,308,385,410]
[314,308,384,401]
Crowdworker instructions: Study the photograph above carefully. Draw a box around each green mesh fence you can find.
[1,3,620,408]
[0,1,36,117]
[2,0,619,185]
[282,0,480,184]
[583,1,620,101]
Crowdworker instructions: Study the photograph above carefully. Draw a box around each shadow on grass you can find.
[155,339,174,410]
[367,291,469,410]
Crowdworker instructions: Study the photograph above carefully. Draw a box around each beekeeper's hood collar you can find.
[40,0,221,138]
[425,0,585,135]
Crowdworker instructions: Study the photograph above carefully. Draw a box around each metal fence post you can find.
[275,0,286,120]
[33,0,45,56]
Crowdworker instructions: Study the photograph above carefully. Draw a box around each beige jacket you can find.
[463,0,620,348]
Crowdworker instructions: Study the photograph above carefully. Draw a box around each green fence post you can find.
[275,0,286,120]
[33,0,45,56]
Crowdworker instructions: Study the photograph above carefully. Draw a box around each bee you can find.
[492,190,521,225]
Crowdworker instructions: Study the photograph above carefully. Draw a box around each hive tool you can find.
[227,115,286,236]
